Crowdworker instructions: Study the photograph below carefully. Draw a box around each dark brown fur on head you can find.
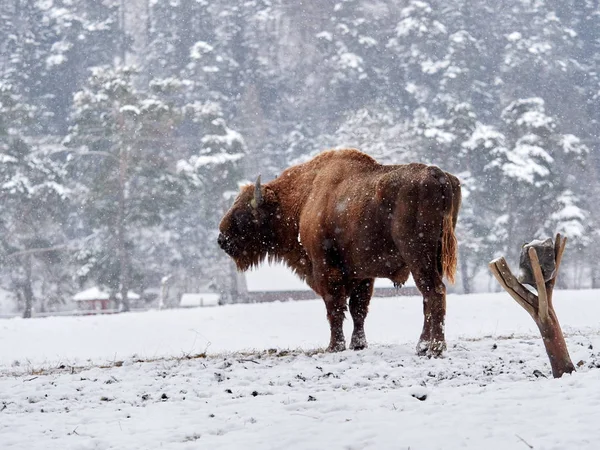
[218,180,280,272]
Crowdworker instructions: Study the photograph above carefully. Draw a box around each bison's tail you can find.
[441,214,457,284]
[441,176,458,284]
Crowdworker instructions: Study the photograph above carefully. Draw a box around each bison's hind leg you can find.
[320,288,348,353]
[348,279,374,350]
[319,280,349,353]
[324,295,348,353]
[411,262,447,358]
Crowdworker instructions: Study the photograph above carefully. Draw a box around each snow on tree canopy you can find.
[502,139,552,185]
[1,0,600,312]
[192,152,244,169]
[560,134,587,155]
[548,191,588,242]
[464,124,505,151]
[190,41,214,59]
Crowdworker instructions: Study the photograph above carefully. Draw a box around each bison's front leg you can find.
[310,259,348,352]
[412,267,447,357]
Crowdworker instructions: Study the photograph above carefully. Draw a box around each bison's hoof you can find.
[326,341,346,353]
[349,335,368,351]
[416,340,446,358]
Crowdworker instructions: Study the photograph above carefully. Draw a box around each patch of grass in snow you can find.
[2,351,209,377]
[1,347,327,378]
[461,328,600,342]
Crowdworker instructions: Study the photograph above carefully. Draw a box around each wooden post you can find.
[488,233,575,378]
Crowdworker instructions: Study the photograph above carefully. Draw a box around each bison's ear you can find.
[251,175,263,209]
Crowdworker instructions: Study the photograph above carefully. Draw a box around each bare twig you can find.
[291,412,320,420]
[6,244,71,259]
[237,358,261,365]
[516,434,534,449]
[4,233,97,260]
[73,149,119,163]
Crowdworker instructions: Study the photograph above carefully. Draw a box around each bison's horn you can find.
[253,175,263,208]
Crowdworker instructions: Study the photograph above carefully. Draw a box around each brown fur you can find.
[218,149,461,355]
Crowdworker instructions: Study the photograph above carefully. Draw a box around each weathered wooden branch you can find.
[489,233,575,378]
[528,247,549,322]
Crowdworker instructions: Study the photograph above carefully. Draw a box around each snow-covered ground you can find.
[2,290,600,449]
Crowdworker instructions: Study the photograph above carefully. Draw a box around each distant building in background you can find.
[73,287,140,313]
[179,293,221,308]
[244,263,419,302]
[73,287,111,311]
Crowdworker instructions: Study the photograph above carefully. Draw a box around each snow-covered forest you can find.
[1,0,599,315]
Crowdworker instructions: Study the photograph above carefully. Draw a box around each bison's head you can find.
[218,176,279,271]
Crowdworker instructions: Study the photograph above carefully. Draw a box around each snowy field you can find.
[2,290,600,450]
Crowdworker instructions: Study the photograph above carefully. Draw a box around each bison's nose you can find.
[217,234,227,249]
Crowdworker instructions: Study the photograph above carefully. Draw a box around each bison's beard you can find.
[230,248,267,272]
[219,233,271,272]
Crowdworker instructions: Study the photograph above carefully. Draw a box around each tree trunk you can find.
[22,254,34,319]
[460,252,471,294]
[236,269,248,302]
[122,0,149,67]
[592,266,599,289]
[117,143,130,312]
[228,261,239,304]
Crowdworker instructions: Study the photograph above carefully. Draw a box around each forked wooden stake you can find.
[488,233,575,378]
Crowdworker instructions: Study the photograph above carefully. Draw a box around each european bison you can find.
[218,149,461,356]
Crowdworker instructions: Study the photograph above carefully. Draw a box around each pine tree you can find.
[0,82,70,317]
[497,98,587,262]
[176,101,247,302]
[65,65,189,311]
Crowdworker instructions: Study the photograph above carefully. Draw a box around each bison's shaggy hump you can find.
[218,148,461,356]
[307,148,378,166]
